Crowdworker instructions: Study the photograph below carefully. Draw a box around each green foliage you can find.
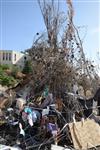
[0,75,16,87]
[0,67,4,76]
[22,60,32,74]
[0,64,19,86]
[11,65,20,78]
[0,64,10,70]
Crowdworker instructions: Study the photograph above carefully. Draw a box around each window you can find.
[14,54,16,61]
[24,56,27,60]
[9,53,11,61]
[6,53,8,60]
[3,53,5,60]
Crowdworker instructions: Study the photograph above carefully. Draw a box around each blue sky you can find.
[0,0,100,64]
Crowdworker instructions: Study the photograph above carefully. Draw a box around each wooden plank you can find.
[69,119,100,150]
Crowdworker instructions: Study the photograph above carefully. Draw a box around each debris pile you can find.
[0,0,100,150]
[0,84,100,150]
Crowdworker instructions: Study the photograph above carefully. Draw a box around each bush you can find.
[0,64,20,87]
[0,75,16,87]
[11,65,20,78]
[0,64,10,70]
[22,60,32,74]
[0,67,4,76]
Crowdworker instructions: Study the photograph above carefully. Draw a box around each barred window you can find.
[6,53,8,60]
[3,53,5,60]
[14,54,16,61]
[9,53,11,61]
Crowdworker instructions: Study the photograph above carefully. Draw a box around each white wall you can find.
[0,50,29,69]
[12,51,25,69]
[0,50,13,65]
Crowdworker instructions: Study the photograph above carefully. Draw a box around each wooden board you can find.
[69,119,100,150]
[51,145,71,150]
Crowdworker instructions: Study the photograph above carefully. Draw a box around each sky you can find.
[0,0,100,64]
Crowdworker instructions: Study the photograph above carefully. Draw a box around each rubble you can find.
[51,144,73,150]
[0,0,100,149]
[69,119,100,150]
[0,66,100,150]
[0,144,22,150]
[0,84,100,150]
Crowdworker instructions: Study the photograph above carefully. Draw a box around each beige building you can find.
[0,50,28,69]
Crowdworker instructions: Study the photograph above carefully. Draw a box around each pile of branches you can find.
[27,0,99,107]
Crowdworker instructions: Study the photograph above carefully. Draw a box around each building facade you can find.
[0,50,28,69]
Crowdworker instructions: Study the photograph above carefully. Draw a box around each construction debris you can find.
[0,144,22,150]
[0,0,100,150]
[51,144,72,150]
[0,83,100,150]
[69,119,100,150]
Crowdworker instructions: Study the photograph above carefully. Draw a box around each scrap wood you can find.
[69,119,100,150]
[0,144,22,150]
[51,144,72,150]
[0,98,11,109]
[55,98,63,112]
